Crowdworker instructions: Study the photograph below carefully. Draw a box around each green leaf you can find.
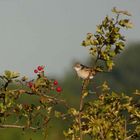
[11,71,20,79]
[4,70,12,79]
[96,25,103,34]
[82,92,88,98]
[116,42,125,50]
[106,60,114,71]
[86,33,93,39]
[109,51,116,57]
[81,39,91,47]
[4,70,20,79]
[34,77,47,88]
[112,7,132,16]
[119,19,133,28]
[68,108,78,116]
[89,47,97,55]
[95,66,103,72]
[114,27,120,32]
[55,111,61,118]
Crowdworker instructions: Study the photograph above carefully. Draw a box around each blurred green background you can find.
[0,43,140,140]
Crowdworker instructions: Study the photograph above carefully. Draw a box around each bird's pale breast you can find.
[77,69,93,79]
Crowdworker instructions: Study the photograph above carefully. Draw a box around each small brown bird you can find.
[73,63,96,80]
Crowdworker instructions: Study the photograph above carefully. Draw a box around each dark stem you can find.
[115,14,120,25]
[4,79,11,91]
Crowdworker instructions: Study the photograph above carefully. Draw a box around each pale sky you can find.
[0,0,140,77]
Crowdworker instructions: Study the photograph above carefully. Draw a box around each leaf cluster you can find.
[64,83,140,140]
[82,7,133,71]
[0,70,65,132]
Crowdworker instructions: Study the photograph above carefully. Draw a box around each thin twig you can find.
[99,127,105,140]
[0,124,39,130]
[24,91,70,109]
[114,14,120,25]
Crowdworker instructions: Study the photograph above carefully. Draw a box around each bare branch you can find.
[0,124,40,130]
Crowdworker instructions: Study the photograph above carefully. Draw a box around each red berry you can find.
[37,66,43,71]
[34,69,38,73]
[53,80,58,85]
[56,86,62,93]
[28,82,33,88]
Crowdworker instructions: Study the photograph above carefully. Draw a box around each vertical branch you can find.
[78,84,84,140]
[79,78,90,140]
[124,116,127,138]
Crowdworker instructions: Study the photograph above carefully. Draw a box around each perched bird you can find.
[73,63,96,80]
